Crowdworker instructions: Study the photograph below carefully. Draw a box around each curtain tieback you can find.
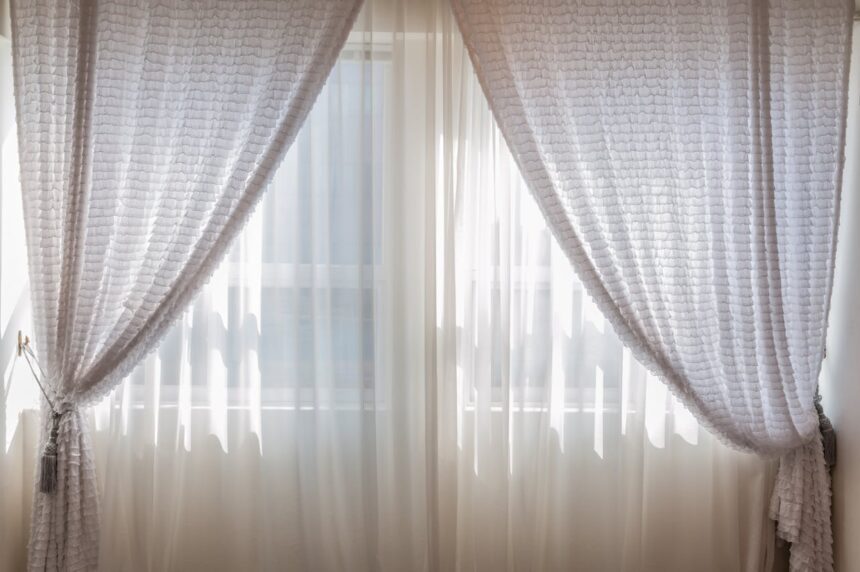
[769,397,836,571]
[39,403,76,494]
[15,331,77,493]
[814,390,836,469]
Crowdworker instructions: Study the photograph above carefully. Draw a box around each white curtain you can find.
[450,1,854,570]
[439,48,778,570]
[1,0,798,570]
[10,0,362,569]
[91,13,435,569]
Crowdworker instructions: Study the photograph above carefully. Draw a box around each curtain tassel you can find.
[15,331,62,493]
[39,412,61,493]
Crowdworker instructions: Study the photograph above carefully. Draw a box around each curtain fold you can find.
[10,0,362,568]
[449,0,854,570]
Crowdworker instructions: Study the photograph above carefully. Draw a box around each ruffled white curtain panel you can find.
[10,0,362,569]
[450,0,854,570]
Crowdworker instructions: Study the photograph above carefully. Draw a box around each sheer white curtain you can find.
[435,38,777,571]
[1,0,780,570]
[90,8,434,569]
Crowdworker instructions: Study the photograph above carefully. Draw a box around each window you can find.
[123,40,391,409]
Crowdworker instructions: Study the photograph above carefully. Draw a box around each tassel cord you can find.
[10,335,64,493]
[21,343,56,413]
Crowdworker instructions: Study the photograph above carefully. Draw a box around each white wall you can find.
[821,19,860,572]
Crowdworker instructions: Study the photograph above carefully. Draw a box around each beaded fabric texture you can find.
[450,0,854,570]
[10,0,362,569]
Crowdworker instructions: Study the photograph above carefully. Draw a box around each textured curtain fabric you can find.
[449,1,854,570]
[10,0,361,569]
[1,0,786,569]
